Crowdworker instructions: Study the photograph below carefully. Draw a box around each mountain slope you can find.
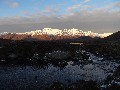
[104,31,120,41]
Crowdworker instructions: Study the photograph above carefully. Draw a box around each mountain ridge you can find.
[0,28,113,41]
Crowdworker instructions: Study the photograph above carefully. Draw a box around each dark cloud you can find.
[0,20,119,34]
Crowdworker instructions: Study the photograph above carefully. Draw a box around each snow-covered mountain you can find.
[0,28,113,40]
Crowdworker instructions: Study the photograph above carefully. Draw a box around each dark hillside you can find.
[104,31,120,42]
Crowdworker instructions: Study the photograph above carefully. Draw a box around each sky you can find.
[0,0,120,33]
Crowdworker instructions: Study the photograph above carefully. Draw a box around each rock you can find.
[45,51,71,60]
[8,53,17,59]
[32,53,39,59]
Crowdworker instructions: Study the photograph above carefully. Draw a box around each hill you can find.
[104,31,120,42]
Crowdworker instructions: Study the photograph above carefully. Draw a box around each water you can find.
[0,50,119,90]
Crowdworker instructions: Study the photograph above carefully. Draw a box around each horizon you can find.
[0,0,120,33]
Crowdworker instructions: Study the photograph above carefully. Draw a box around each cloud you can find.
[67,0,91,12]
[9,2,19,8]
[112,1,120,6]
[84,0,91,3]
[67,4,81,11]
[112,1,120,7]
[0,1,119,33]
[21,11,30,15]
[101,1,120,9]
[72,0,77,2]
[0,3,120,24]
[43,7,59,14]
[1,0,20,8]
[0,1,119,24]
